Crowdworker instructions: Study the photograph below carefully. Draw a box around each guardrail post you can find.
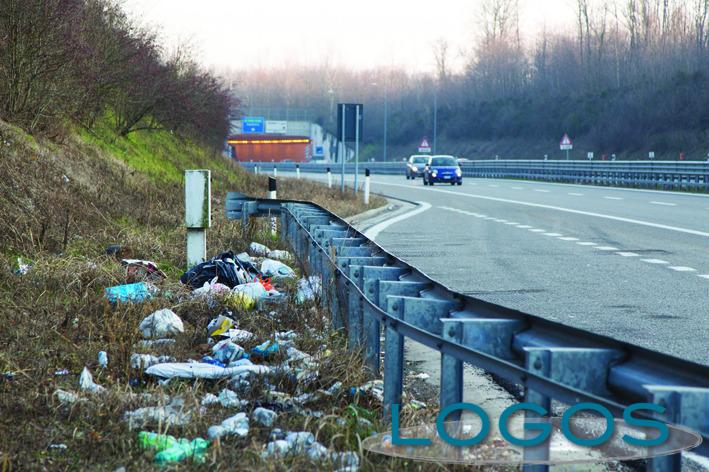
[348,265,364,350]
[440,319,463,419]
[522,349,551,472]
[364,168,371,205]
[383,298,405,418]
[184,170,210,268]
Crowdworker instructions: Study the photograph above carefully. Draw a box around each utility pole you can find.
[383,86,388,161]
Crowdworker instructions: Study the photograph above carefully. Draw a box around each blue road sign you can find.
[242,117,265,133]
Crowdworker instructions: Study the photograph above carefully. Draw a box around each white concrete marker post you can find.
[296,164,301,180]
[327,167,332,188]
[255,165,259,175]
[184,170,211,268]
[273,166,277,178]
[364,168,371,205]
[268,177,277,237]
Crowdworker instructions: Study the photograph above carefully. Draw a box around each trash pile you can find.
[49,240,431,469]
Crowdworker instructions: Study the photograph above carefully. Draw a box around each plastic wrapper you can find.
[139,309,184,339]
[260,259,296,278]
[79,367,105,394]
[253,407,277,427]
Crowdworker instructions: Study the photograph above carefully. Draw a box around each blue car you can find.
[423,155,463,186]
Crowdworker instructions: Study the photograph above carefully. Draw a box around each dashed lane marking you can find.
[642,259,669,264]
[698,274,709,279]
[616,252,640,257]
[534,189,551,193]
[543,232,563,236]
[595,246,619,251]
[604,196,623,200]
[529,229,546,233]
[577,242,597,246]
[558,237,579,241]
[669,266,697,272]
[568,192,584,196]
[650,201,677,206]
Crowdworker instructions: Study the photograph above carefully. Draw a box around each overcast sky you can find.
[122,0,575,73]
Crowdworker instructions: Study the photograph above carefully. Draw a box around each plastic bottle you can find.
[154,438,209,464]
[98,351,108,368]
[137,431,177,450]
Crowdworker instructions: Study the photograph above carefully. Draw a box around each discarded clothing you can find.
[122,259,166,282]
[180,251,261,289]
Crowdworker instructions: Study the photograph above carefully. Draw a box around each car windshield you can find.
[430,157,457,166]
[412,157,427,164]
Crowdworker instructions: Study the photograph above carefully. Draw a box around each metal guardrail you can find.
[226,192,709,471]
[238,160,709,192]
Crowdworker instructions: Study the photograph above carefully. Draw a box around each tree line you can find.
[227,0,709,159]
[0,0,230,149]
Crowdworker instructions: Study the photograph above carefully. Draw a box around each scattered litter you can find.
[105,244,122,257]
[306,442,329,461]
[124,399,191,427]
[138,431,177,450]
[262,440,291,458]
[223,328,255,343]
[261,259,296,278]
[409,399,427,410]
[79,367,105,394]
[198,394,217,407]
[139,308,184,339]
[208,412,249,439]
[333,451,360,470]
[267,249,291,260]
[155,438,209,465]
[285,431,316,453]
[54,369,70,376]
[264,391,296,411]
[180,251,259,289]
[409,372,430,380]
[137,338,176,349]
[269,428,285,441]
[218,389,247,409]
[13,257,32,275]
[296,276,322,304]
[253,407,277,427]
[49,444,68,450]
[207,314,235,337]
[54,389,82,404]
[145,362,268,380]
[349,380,384,402]
[130,354,174,370]
[249,242,270,256]
[98,351,108,369]
[122,259,166,282]
[252,340,279,359]
[200,356,225,368]
[212,339,246,365]
[105,282,156,304]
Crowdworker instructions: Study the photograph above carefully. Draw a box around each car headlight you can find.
[455,168,462,177]
[431,170,438,177]
[412,166,418,172]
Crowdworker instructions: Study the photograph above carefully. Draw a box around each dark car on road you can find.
[423,155,462,186]
[405,155,430,179]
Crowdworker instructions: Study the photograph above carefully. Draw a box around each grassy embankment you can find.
[0,119,468,471]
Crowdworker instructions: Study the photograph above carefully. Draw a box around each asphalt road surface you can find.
[285,171,709,366]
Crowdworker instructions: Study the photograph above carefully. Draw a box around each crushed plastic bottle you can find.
[138,431,177,450]
[154,438,209,465]
[98,351,108,369]
[207,412,249,439]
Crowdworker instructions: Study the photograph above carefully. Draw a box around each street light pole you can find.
[383,86,388,162]
[433,85,438,154]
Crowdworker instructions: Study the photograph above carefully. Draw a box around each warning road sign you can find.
[418,138,431,153]
[560,133,573,150]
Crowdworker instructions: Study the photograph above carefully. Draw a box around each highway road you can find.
[285,172,709,366]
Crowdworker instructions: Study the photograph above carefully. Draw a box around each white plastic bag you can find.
[208,412,249,439]
[79,367,105,394]
[261,259,296,278]
[145,361,268,380]
[267,249,292,261]
[296,276,322,304]
[139,308,184,339]
[249,242,270,256]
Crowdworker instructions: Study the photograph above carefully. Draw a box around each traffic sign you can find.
[418,138,431,153]
[649,151,655,159]
[560,133,573,150]
[587,152,594,160]
[242,117,265,133]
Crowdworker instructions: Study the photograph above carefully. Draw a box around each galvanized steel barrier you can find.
[239,160,709,192]
[226,192,709,471]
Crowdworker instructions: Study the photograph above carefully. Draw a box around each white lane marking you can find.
[543,232,563,237]
[669,266,697,272]
[489,184,499,188]
[494,219,507,223]
[511,186,523,190]
[642,259,669,264]
[534,189,551,193]
[504,221,518,225]
[568,192,584,196]
[364,201,431,240]
[529,229,546,233]
[577,242,597,246]
[595,246,619,251]
[698,274,709,279]
[372,181,709,238]
[650,201,676,206]
[516,225,532,229]
[616,252,640,257]
[604,196,623,200]
[558,237,579,241]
